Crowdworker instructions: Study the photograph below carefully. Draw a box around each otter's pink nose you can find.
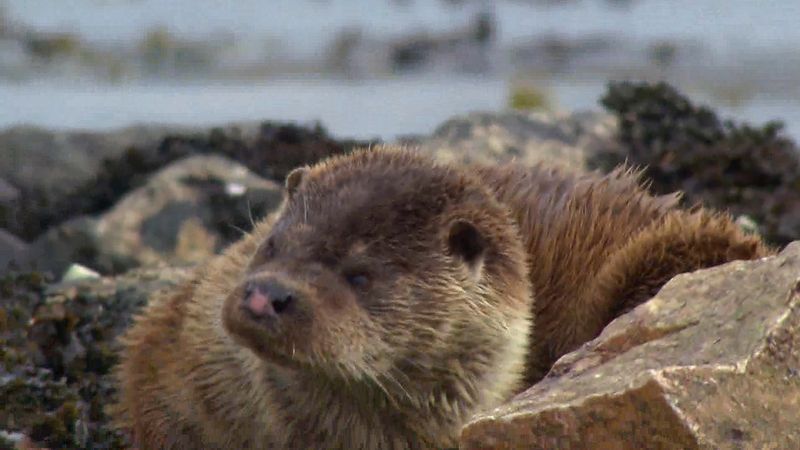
[243,281,295,318]
[245,288,273,317]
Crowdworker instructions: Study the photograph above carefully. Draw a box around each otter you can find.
[114,146,769,449]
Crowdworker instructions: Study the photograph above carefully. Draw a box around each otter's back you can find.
[476,164,681,378]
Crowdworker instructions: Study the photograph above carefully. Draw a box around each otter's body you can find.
[114,147,768,449]
[476,164,768,381]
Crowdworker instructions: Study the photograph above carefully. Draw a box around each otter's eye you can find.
[345,273,369,288]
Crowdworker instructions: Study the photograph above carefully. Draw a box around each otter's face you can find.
[222,151,530,385]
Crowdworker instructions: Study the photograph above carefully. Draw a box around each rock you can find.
[1,121,373,241]
[417,110,615,172]
[0,228,29,271]
[389,11,495,74]
[0,266,189,449]
[0,124,187,198]
[0,123,230,240]
[26,217,105,276]
[61,264,101,282]
[0,177,17,203]
[0,124,194,240]
[28,155,283,276]
[0,177,22,261]
[461,242,800,449]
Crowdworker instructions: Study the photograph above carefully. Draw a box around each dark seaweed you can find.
[591,81,800,246]
[0,269,182,448]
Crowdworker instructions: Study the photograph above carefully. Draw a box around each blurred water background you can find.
[2,0,799,139]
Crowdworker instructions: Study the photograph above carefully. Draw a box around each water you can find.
[3,76,796,141]
[6,0,800,55]
[3,0,800,139]
[0,77,511,139]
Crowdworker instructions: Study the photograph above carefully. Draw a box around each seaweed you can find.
[591,81,800,246]
[0,268,183,448]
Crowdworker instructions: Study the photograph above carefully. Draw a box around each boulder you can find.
[0,228,29,270]
[0,124,189,197]
[28,155,282,276]
[418,110,616,172]
[461,242,800,449]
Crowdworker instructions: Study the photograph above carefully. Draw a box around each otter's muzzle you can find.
[242,279,296,319]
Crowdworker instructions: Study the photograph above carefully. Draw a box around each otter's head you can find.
[222,148,532,406]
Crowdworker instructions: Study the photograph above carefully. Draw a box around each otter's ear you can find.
[447,219,486,269]
[285,167,308,197]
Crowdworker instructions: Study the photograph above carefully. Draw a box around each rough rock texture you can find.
[416,110,615,171]
[461,241,800,450]
[28,155,282,276]
[0,266,189,449]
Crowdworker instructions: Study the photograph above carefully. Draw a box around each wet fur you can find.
[114,146,769,448]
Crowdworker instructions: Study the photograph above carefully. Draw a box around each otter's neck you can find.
[256,361,467,449]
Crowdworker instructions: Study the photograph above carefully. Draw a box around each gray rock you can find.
[418,110,616,172]
[28,216,105,275]
[461,242,800,450]
[0,123,273,200]
[0,177,18,203]
[28,155,282,276]
[0,228,29,270]
[61,263,101,282]
[0,124,186,197]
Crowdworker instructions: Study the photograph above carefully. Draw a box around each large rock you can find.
[461,242,800,449]
[0,121,371,241]
[0,228,29,270]
[0,124,190,197]
[418,110,616,172]
[28,155,282,276]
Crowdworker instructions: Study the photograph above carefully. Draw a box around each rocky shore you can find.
[2,82,799,448]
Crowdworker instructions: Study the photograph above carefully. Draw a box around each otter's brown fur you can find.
[114,146,769,449]
[475,164,770,381]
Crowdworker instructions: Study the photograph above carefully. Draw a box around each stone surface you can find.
[0,121,372,241]
[461,242,800,450]
[0,124,192,197]
[28,155,282,276]
[0,177,17,203]
[0,228,29,270]
[417,110,616,172]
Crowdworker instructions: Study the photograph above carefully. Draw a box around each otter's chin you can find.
[222,296,300,368]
